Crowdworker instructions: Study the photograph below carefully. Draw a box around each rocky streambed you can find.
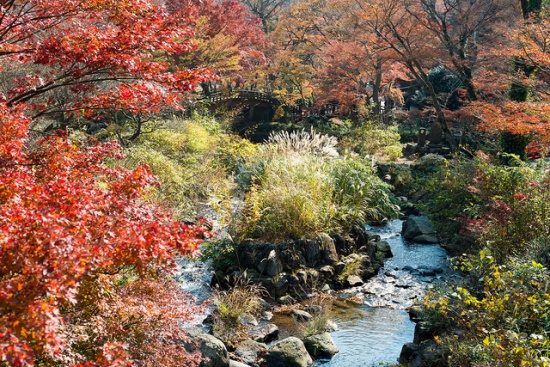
[270,218,450,366]
[176,216,451,367]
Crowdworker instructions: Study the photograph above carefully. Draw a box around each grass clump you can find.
[230,129,399,241]
[118,115,235,219]
[211,282,265,347]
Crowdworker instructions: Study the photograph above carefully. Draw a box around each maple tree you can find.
[415,0,516,102]
[314,0,409,117]
[240,0,291,33]
[0,0,212,128]
[168,0,268,96]
[468,7,550,154]
[0,1,218,366]
[0,103,208,366]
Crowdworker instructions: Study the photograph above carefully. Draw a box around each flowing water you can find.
[274,219,450,367]
[175,219,450,366]
[174,257,214,326]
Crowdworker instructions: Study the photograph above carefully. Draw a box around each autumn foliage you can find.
[0,103,209,366]
[0,0,211,117]
[0,0,220,366]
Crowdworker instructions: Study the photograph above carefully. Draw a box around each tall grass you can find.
[232,129,399,240]
[118,116,234,219]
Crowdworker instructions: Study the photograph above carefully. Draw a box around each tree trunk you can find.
[371,61,383,118]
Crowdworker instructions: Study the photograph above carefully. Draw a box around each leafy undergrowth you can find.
[228,128,399,241]
[404,152,550,366]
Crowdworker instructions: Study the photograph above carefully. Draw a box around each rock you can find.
[408,306,424,321]
[303,333,339,359]
[402,216,437,242]
[419,268,436,276]
[319,265,334,278]
[412,234,439,244]
[325,320,338,332]
[303,240,321,268]
[296,270,307,285]
[265,337,313,367]
[258,258,268,274]
[258,298,271,311]
[304,305,322,314]
[318,233,338,263]
[414,321,435,344]
[399,342,421,366]
[331,234,346,254]
[306,269,319,284]
[235,339,268,367]
[274,276,289,297]
[266,250,283,276]
[240,313,259,327]
[376,241,393,258]
[369,234,381,242]
[346,275,364,287]
[278,295,296,305]
[291,309,313,322]
[230,360,252,367]
[251,323,279,344]
[320,284,331,293]
[184,329,229,367]
[333,262,345,274]
[280,249,303,271]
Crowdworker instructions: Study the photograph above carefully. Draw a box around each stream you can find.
[175,219,450,366]
[274,219,450,367]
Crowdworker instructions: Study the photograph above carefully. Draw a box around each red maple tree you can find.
[0,103,208,366]
[0,1,216,366]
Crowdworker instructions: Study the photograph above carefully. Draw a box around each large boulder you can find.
[376,241,393,258]
[230,361,252,367]
[302,333,339,359]
[234,339,268,367]
[184,329,230,367]
[258,250,283,276]
[401,216,438,244]
[318,233,338,264]
[265,337,313,367]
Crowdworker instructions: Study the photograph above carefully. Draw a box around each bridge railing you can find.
[201,90,342,119]
[205,90,280,106]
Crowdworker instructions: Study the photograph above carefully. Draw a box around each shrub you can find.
[341,121,402,157]
[425,250,550,367]
[331,158,399,228]
[401,154,547,256]
[383,145,402,162]
[231,130,399,240]
[119,116,234,219]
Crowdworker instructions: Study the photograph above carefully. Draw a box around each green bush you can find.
[425,250,550,367]
[119,116,234,219]
[331,158,399,228]
[383,145,402,162]
[341,121,402,157]
[400,155,546,256]
[231,130,399,241]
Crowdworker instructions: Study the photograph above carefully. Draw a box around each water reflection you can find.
[317,305,415,366]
